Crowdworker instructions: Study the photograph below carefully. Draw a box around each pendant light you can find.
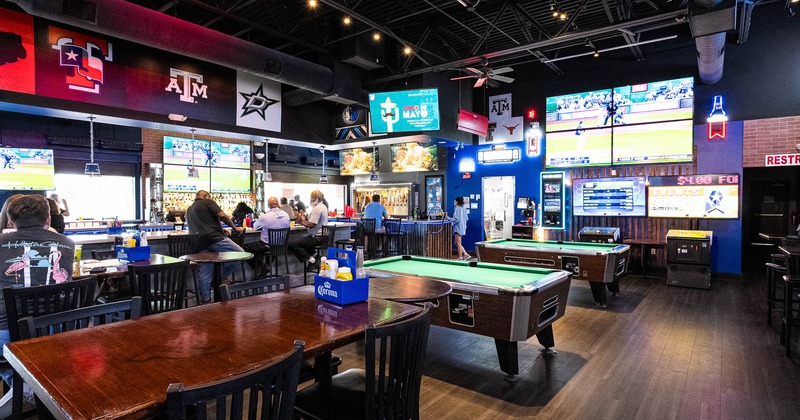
[84,116,100,175]
[262,139,272,182]
[187,129,199,178]
[319,146,328,184]
[370,141,379,181]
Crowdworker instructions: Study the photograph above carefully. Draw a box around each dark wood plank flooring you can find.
[332,272,800,419]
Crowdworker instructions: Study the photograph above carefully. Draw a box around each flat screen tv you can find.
[211,168,251,193]
[572,176,647,217]
[212,142,251,169]
[545,127,612,168]
[612,120,694,164]
[163,164,211,192]
[339,148,377,175]
[163,136,208,167]
[368,89,440,134]
[0,148,55,190]
[647,174,739,219]
[390,143,438,172]
[545,88,613,132]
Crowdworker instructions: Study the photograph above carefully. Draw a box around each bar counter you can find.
[400,219,453,259]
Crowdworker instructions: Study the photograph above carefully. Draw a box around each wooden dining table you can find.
[179,251,253,302]
[3,287,423,419]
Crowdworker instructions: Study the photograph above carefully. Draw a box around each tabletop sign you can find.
[541,172,565,229]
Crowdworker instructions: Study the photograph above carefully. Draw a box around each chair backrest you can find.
[166,340,305,420]
[365,304,432,419]
[128,260,189,315]
[92,249,118,260]
[267,228,290,249]
[2,277,98,342]
[782,236,800,248]
[361,218,376,235]
[385,219,402,235]
[219,276,291,301]
[167,234,199,258]
[320,225,338,249]
[17,297,143,340]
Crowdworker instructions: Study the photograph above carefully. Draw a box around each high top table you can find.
[3,288,422,419]
[179,251,253,302]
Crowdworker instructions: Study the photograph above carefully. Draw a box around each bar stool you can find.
[304,225,338,284]
[766,255,787,327]
[266,228,290,276]
[361,218,378,259]
[384,219,406,256]
[781,247,800,357]
[335,218,357,249]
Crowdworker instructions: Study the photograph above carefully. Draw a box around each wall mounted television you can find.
[544,128,612,168]
[368,88,440,134]
[390,143,438,172]
[647,174,739,219]
[211,167,251,193]
[572,176,647,217]
[339,148,377,175]
[0,148,55,190]
[163,137,251,169]
[544,77,695,168]
[213,142,251,169]
[163,164,211,192]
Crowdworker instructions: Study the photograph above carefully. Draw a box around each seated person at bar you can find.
[186,190,244,303]
[288,190,328,268]
[364,194,388,234]
[47,198,65,234]
[279,197,295,220]
[231,201,254,227]
[0,194,75,414]
[242,197,290,277]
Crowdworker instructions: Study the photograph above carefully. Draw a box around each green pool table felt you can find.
[482,239,622,252]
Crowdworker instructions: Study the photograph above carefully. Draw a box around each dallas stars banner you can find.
[236,71,281,132]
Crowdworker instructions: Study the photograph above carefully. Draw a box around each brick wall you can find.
[743,115,800,167]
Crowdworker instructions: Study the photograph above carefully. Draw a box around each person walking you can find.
[450,196,469,260]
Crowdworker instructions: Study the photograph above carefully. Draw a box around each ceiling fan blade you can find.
[473,77,486,88]
[492,75,515,83]
[450,75,477,81]
[491,67,514,75]
[465,67,483,76]
[486,79,500,88]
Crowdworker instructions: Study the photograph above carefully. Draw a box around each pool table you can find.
[363,255,571,380]
[476,238,630,307]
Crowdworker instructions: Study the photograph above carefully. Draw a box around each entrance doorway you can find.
[482,176,515,240]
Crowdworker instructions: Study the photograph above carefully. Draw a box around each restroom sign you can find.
[765,153,800,167]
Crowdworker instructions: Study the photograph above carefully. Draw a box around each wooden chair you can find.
[267,228,291,276]
[17,297,142,340]
[166,340,304,420]
[219,276,291,301]
[2,277,98,417]
[128,260,189,315]
[294,304,433,420]
[168,234,201,306]
[91,249,118,260]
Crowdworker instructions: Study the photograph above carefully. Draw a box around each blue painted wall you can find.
[694,121,744,275]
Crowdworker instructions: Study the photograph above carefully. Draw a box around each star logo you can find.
[239,84,279,120]
[64,49,78,61]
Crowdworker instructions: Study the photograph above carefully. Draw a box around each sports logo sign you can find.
[0,9,35,94]
[49,27,113,94]
[235,71,281,132]
[165,68,208,103]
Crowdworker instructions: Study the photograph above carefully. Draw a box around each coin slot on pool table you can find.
[616,258,627,275]
[447,293,475,327]
[504,256,556,267]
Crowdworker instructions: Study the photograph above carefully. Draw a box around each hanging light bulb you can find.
[84,116,100,175]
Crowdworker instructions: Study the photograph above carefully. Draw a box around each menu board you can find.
[390,143,438,172]
[339,148,377,175]
[541,172,565,229]
[572,176,646,216]
[425,175,444,212]
[648,174,739,219]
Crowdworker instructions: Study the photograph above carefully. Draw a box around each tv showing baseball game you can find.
[211,142,251,169]
[211,168,251,193]
[368,89,440,134]
[544,77,695,168]
[0,148,55,190]
[572,176,647,217]
[163,164,211,192]
[545,127,612,168]
[163,136,208,167]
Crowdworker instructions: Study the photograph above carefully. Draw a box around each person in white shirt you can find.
[288,190,329,267]
[242,197,290,278]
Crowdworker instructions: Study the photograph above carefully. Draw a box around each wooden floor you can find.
[333,271,800,420]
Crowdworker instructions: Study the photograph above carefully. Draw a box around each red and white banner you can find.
[765,153,800,167]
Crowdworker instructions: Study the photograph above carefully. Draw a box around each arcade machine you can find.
[511,198,538,239]
[579,227,621,243]
[666,230,713,289]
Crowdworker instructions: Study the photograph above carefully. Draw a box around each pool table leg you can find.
[589,282,608,307]
[606,279,620,296]
[535,325,557,355]
[494,338,520,382]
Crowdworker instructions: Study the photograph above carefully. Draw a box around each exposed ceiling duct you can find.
[689,0,737,84]
[9,0,364,104]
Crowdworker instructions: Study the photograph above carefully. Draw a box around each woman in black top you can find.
[231,202,254,227]
[46,198,65,233]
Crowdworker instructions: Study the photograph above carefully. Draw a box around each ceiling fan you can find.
[450,58,515,88]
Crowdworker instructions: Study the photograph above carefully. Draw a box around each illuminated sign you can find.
[648,174,739,219]
[541,172,565,229]
[368,89,440,133]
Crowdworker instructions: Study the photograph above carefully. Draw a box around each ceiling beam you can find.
[470,3,510,56]
[511,2,553,40]
[511,6,563,75]
[404,27,432,71]
[556,0,591,37]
